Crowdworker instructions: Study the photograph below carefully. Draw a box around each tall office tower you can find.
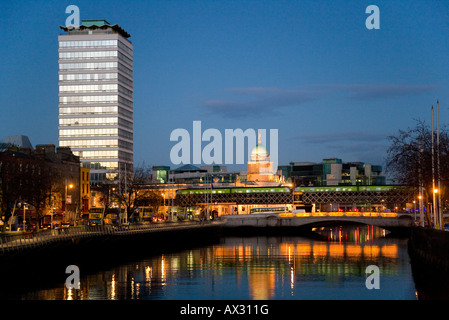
[58,19,133,184]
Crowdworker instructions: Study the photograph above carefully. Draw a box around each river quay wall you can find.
[409,227,449,271]
[0,221,223,266]
[408,227,449,299]
[0,221,223,297]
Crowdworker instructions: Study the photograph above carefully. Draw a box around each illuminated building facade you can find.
[279,158,386,187]
[0,142,82,225]
[152,165,239,185]
[246,135,280,185]
[58,19,133,184]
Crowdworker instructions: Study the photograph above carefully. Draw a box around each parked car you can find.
[444,223,449,231]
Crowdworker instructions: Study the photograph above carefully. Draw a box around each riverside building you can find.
[279,158,386,187]
[58,19,133,184]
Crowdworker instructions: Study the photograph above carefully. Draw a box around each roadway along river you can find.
[5,224,421,300]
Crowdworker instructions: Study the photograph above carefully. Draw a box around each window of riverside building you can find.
[90,172,108,182]
[59,139,119,148]
[106,173,118,180]
[118,62,132,76]
[118,140,133,150]
[59,62,118,71]
[59,84,118,93]
[59,128,119,137]
[59,95,119,104]
[118,74,133,87]
[118,52,133,67]
[59,51,118,60]
[118,107,133,119]
[59,40,118,48]
[81,150,119,159]
[118,85,133,96]
[59,117,118,126]
[59,73,118,82]
[117,118,133,129]
[118,96,133,108]
[82,162,119,170]
[117,40,132,56]
[118,151,133,161]
[59,106,119,115]
[118,129,133,140]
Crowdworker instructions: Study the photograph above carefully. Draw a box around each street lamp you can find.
[418,195,424,227]
[413,200,416,223]
[162,193,165,220]
[434,188,439,229]
[51,207,55,229]
[22,202,26,232]
[65,182,73,224]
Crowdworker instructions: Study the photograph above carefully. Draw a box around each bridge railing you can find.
[0,226,110,253]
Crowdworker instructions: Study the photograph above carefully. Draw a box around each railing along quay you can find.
[0,220,224,254]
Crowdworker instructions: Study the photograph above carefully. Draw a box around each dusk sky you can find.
[1,0,448,174]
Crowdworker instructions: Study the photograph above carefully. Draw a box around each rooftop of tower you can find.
[59,19,131,38]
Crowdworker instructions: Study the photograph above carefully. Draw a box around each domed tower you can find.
[247,133,277,184]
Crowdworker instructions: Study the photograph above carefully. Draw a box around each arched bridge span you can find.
[222,214,413,232]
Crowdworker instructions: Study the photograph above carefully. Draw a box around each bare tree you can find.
[111,163,152,222]
[22,160,59,229]
[135,189,164,221]
[0,157,26,231]
[386,119,449,220]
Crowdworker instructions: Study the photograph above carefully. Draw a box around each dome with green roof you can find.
[250,144,269,161]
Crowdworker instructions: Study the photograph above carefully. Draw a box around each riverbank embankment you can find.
[408,227,449,299]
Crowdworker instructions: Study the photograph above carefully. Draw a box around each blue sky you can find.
[1,0,448,173]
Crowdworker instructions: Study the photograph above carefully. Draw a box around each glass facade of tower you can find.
[58,20,133,184]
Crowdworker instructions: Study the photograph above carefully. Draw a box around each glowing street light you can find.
[413,200,416,222]
[65,181,74,223]
[418,194,424,227]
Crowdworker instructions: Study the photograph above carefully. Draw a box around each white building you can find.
[58,19,133,183]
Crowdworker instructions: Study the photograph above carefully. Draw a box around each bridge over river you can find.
[222,213,414,232]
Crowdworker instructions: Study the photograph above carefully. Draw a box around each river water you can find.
[11,224,417,300]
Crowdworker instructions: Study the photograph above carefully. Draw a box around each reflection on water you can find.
[15,225,416,300]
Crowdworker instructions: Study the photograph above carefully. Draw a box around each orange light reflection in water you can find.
[19,226,401,300]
